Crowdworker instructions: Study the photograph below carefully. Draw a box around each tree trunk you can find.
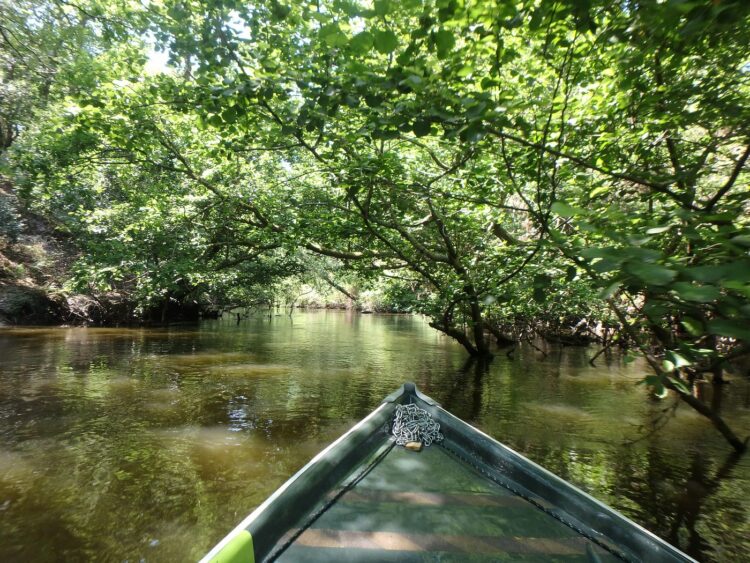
[160,292,170,324]
[428,320,479,356]
[468,296,491,357]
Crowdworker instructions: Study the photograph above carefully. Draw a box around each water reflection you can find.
[0,312,748,562]
[668,450,743,557]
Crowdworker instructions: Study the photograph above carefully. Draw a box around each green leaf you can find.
[684,261,750,284]
[533,273,552,288]
[374,30,399,54]
[589,186,610,198]
[667,376,690,394]
[460,121,485,143]
[639,375,667,398]
[592,259,618,274]
[221,106,239,123]
[401,74,423,91]
[412,119,432,137]
[480,77,496,90]
[707,319,750,341]
[721,280,750,297]
[625,262,677,286]
[270,2,291,20]
[320,23,348,47]
[580,247,612,260]
[671,282,720,303]
[665,350,691,369]
[342,95,359,108]
[598,281,621,299]
[646,226,672,234]
[681,317,703,336]
[350,31,374,53]
[364,94,383,107]
[433,28,455,58]
[550,201,583,217]
[373,0,391,16]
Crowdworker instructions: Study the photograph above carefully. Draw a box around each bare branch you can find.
[703,143,750,211]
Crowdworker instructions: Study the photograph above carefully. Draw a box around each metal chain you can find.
[389,404,444,446]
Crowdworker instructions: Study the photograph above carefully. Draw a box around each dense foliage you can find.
[2,0,748,450]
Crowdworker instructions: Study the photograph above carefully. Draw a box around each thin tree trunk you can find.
[468,296,491,357]
[429,320,480,356]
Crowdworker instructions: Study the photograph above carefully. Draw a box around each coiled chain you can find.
[390,404,444,446]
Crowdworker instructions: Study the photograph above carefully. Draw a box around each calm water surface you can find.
[0,312,748,562]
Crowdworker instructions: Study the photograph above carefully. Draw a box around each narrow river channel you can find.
[1,311,748,562]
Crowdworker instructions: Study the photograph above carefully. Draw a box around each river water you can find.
[0,311,748,562]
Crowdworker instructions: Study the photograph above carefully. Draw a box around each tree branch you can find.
[488,128,685,200]
[703,143,750,211]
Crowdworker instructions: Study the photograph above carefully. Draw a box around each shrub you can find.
[0,194,22,243]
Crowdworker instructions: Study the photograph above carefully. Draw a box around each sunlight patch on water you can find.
[153,425,257,451]
[526,402,596,421]
[0,449,33,481]
[206,363,292,377]
[144,351,260,367]
[149,425,277,475]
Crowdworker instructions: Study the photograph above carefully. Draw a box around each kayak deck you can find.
[280,444,618,562]
[202,383,694,563]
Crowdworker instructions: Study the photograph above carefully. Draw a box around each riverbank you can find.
[0,182,70,325]
[0,182,215,325]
